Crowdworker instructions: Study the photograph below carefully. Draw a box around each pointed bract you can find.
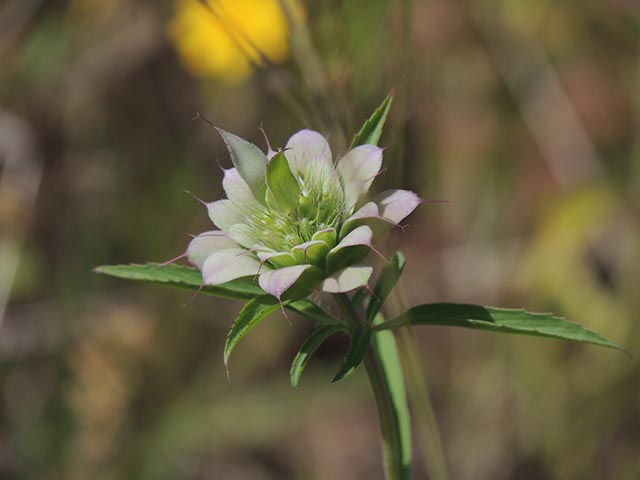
[207,199,244,231]
[202,249,262,285]
[223,167,260,208]
[285,129,333,178]
[338,145,383,211]
[186,231,239,268]
[376,189,421,224]
[321,265,373,293]
[258,264,319,300]
[216,128,268,202]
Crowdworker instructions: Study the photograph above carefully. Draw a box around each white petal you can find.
[186,231,239,269]
[285,129,333,178]
[223,167,260,208]
[326,225,375,271]
[337,145,383,211]
[376,189,422,224]
[258,264,315,300]
[227,223,256,249]
[341,201,380,233]
[216,128,268,203]
[207,199,244,231]
[202,249,261,285]
[331,225,374,251]
[321,265,373,293]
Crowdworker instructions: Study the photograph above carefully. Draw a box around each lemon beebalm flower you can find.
[169,0,301,83]
[181,128,421,306]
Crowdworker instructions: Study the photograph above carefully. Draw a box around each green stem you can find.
[397,327,450,480]
[384,290,450,480]
[335,293,411,480]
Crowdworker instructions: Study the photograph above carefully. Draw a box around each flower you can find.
[168,0,301,83]
[183,128,421,304]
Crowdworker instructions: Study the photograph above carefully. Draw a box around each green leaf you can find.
[350,93,393,148]
[223,298,282,376]
[94,263,263,300]
[332,324,372,383]
[95,263,347,327]
[216,128,268,203]
[366,252,405,323]
[376,303,624,352]
[290,325,343,389]
[351,288,369,307]
[265,151,301,212]
[368,312,412,477]
[287,299,347,328]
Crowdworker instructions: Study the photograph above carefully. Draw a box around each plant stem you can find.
[334,293,411,480]
[385,290,450,480]
[397,327,450,480]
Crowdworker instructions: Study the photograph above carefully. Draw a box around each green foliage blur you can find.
[1,0,638,479]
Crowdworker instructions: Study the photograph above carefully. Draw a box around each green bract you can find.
[184,128,421,304]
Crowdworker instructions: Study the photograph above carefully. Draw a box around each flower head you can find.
[184,129,421,303]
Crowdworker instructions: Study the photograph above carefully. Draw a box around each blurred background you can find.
[1,0,639,478]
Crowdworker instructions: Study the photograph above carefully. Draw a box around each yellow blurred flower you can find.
[169,0,301,83]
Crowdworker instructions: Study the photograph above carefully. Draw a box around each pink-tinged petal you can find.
[332,225,374,250]
[341,201,381,234]
[258,264,323,300]
[285,129,333,178]
[376,189,422,224]
[326,225,376,271]
[202,249,262,285]
[337,145,383,211]
[186,231,239,269]
[223,167,260,208]
[321,265,373,293]
[257,250,299,268]
[207,199,244,231]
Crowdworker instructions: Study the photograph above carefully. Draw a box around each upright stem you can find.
[334,293,411,480]
[397,327,450,480]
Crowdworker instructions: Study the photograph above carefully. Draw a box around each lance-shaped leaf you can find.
[366,252,405,322]
[351,288,370,307]
[94,264,346,327]
[369,312,412,475]
[266,151,301,212]
[332,324,372,383]
[375,303,624,352]
[290,324,343,388]
[216,128,268,203]
[94,263,263,299]
[223,298,282,376]
[350,93,393,148]
[287,299,347,328]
